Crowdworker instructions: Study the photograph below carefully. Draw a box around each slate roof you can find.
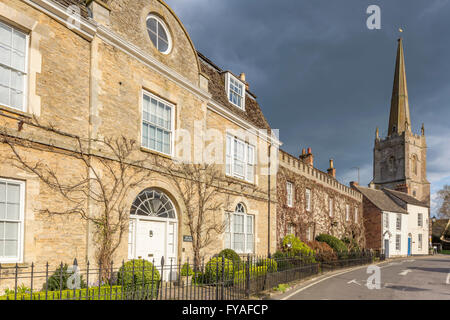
[53,0,90,19]
[198,52,272,131]
[354,186,407,214]
[383,188,430,208]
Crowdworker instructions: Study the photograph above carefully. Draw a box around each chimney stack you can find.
[327,159,336,178]
[240,73,249,91]
[395,183,409,194]
[350,181,359,188]
[300,147,314,167]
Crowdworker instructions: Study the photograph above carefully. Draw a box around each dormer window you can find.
[225,72,245,110]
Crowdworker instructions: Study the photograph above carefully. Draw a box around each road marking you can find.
[348,279,361,286]
[281,264,376,300]
[399,269,411,276]
[446,273,450,285]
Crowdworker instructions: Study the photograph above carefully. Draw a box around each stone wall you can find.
[277,151,365,248]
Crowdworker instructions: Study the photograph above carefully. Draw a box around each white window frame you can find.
[225,205,254,254]
[141,90,175,156]
[306,226,313,241]
[384,212,389,229]
[0,20,29,112]
[418,234,423,250]
[396,234,401,251]
[225,134,255,183]
[329,197,333,217]
[396,214,402,231]
[286,182,293,207]
[287,223,295,236]
[146,14,172,54]
[0,178,25,264]
[305,188,311,212]
[418,213,423,227]
[225,72,245,110]
[346,204,350,221]
[354,207,358,222]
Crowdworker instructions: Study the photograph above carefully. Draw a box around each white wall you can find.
[382,211,409,257]
[407,204,429,255]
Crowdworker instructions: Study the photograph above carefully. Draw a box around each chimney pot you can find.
[307,147,312,154]
[350,181,359,188]
[240,73,246,82]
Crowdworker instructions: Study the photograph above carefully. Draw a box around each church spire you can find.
[388,38,411,136]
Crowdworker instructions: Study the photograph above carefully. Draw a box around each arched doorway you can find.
[128,188,178,266]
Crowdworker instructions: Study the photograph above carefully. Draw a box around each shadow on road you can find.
[385,285,430,292]
[408,267,450,274]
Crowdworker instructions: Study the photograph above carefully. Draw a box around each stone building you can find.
[372,38,430,205]
[0,0,280,278]
[277,148,365,248]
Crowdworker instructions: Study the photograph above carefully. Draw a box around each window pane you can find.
[5,222,18,239]
[0,240,3,256]
[0,182,5,202]
[146,17,157,33]
[4,240,18,257]
[148,30,157,47]
[11,49,25,72]
[11,90,23,110]
[149,126,156,149]
[156,128,163,152]
[0,222,3,238]
[0,203,5,220]
[247,216,253,234]
[0,43,10,66]
[0,65,10,87]
[158,37,168,52]
[7,184,20,203]
[246,234,253,252]
[233,234,244,252]
[142,123,149,148]
[163,131,170,154]
[158,22,168,42]
[12,30,26,53]
[10,70,23,91]
[6,203,19,220]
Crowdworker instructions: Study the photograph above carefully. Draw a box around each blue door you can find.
[408,237,412,256]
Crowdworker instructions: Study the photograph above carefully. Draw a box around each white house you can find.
[383,189,430,255]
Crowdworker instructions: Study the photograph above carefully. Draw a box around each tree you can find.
[1,117,152,280]
[155,159,228,267]
[437,185,450,219]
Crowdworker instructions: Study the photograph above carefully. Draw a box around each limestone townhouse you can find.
[0,0,280,269]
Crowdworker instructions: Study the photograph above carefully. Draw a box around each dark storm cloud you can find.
[166,0,450,213]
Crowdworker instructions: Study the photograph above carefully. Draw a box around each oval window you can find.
[146,14,171,54]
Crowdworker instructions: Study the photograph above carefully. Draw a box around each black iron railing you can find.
[0,251,377,300]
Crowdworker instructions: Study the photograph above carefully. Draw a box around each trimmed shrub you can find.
[306,241,337,263]
[117,259,160,299]
[204,257,234,283]
[316,234,348,254]
[43,264,86,291]
[233,266,268,285]
[218,249,241,264]
[0,286,124,300]
[256,258,278,273]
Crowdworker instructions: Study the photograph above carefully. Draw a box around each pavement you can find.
[276,254,450,300]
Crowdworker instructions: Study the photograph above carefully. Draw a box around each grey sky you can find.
[165,0,450,215]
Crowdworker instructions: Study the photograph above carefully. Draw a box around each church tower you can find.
[372,38,430,204]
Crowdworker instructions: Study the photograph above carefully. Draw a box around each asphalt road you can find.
[280,254,450,300]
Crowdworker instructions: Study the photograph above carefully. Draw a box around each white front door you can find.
[135,220,166,264]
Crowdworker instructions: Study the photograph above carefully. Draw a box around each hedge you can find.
[233,266,268,285]
[281,235,315,257]
[256,258,277,273]
[0,286,125,300]
[218,249,241,264]
[316,234,348,254]
[117,259,160,298]
[204,257,234,283]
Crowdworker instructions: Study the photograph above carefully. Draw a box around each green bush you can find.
[342,237,361,252]
[204,257,234,283]
[218,249,241,264]
[0,286,125,300]
[43,264,86,291]
[180,263,194,277]
[256,258,277,273]
[233,266,268,285]
[282,234,315,257]
[316,234,349,254]
[117,259,160,299]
